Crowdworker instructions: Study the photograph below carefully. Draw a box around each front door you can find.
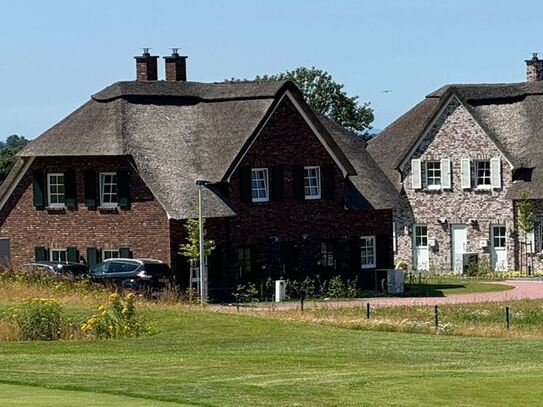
[491,225,507,271]
[451,225,467,273]
[413,224,429,270]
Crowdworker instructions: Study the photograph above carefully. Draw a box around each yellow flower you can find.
[97,305,106,312]
[125,293,135,301]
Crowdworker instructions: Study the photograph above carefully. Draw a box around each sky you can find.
[1,0,542,139]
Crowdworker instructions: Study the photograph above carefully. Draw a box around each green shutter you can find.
[119,247,132,258]
[34,246,47,261]
[271,166,284,202]
[83,170,97,209]
[64,170,76,209]
[32,170,45,208]
[239,167,252,203]
[67,247,78,263]
[321,164,336,200]
[117,171,130,209]
[292,165,305,201]
[86,247,99,267]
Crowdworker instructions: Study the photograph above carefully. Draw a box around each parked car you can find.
[89,258,173,290]
[21,261,89,280]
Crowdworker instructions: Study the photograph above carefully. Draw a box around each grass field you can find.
[2,304,543,406]
[403,280,513,297]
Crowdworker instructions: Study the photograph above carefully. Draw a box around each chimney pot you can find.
[164,49,188,82]
[134,49,158,81]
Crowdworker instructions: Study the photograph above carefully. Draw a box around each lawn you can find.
[2,305,543,406]
[402,280,513,297]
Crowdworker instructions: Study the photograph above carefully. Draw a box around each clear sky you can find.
[1,0,542,139]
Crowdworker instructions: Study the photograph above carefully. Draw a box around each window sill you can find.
[46,206,66,213]
[252,198,269,203]
[304,196,321,200]
[98,206,119,213]
[361,265,376,269]
[475,186,493,191]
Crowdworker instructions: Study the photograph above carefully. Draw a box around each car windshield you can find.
[143,263,172,276]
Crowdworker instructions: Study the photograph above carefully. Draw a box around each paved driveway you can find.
[253,280,543,311]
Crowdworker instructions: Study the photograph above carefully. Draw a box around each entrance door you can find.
[413,224,429,270]
[491,225,507,271]
[451,225,467,273]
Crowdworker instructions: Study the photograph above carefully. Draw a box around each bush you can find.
[81,293,153,339]
[233,283,259,304]
[9,298,63,341]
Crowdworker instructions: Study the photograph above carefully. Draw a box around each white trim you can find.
[425,160,441,189]
[360,235,376,269]
[47,173,66,208]
[102,249,120,260]
[49,248,67,262]
[399,95,514,171]
[251,168,269,203]
[99,172,118,207]
[0,157,35,212]
[226,90,349,181]
[304,165,321,200]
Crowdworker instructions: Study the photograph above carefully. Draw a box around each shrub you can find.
[9,298,63,341]
[81,293,153,339]
[233,283,259,304]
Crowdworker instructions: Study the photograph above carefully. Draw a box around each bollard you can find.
[434,305,439,329]
[366,302,371,319]
[505,306,510,330]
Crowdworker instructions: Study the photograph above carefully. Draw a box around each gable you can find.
[399,96,513,171]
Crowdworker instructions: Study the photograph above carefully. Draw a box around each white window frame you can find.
[304,166,321,200]
[251,168,269,202]
[99,172,118,207]
[425,161,441,190]
[47,173,65,208]
[491,225,507,249]
[475,160,492,189]
[50,248,67,262]
[360,235,376,269]
[102,249,119,260]
[320,241,336,268]
[414,225,428,248]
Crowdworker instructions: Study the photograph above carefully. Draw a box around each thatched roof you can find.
[15,80,399,218]
[368,81,543,199]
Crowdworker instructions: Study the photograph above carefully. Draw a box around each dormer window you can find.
[47,173,65,207]
[251,168,269,202]
[304,166,321,199]
[100,173,118,206]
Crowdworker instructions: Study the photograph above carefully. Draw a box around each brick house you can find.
[368,55,543,273]
[0,51,399,298]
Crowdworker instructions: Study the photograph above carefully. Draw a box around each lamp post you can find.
[196,180,209,305]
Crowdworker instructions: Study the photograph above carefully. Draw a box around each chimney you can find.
[164,48,188,81]
[134,48,158,81]
[526,53,543,82]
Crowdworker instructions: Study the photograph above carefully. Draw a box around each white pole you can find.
[198,183,205,305]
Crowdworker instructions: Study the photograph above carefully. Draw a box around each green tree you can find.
[229,67,374,137]
[517,189,535,274]
[0,135,29,185]
[179,204,216,261]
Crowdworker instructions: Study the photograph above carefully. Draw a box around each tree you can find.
[0,135,29,185]
[228,67,374,137]
[517,189,535,274]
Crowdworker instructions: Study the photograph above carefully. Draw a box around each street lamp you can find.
[196,179,210,305]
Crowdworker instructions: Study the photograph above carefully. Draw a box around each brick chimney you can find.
[134,48,158,81]
[164,48,188,81]
[526,53,543,82]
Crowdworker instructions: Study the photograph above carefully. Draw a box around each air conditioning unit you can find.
[462,253,479,274]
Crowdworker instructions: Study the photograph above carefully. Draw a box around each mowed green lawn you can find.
[2,308,543,406]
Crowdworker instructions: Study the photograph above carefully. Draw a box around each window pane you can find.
[304,167,320,198]
[426,161,441,186]
[251,169,268,201]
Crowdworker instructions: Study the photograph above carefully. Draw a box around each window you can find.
[425,161,441,189]
[103,250,119,260]
[476,160,491,187]
[492,225,506,249]
[320,241,336,268]
[415,225,428,247]
[251,168,269,202]
[100,173,118,206]
[238,247,252,278]
[47,173,65,207]
[360,236,376,268]
[304,166,321,199]
[50,248,67,262]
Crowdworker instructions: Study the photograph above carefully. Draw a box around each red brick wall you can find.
[0,156,171,266]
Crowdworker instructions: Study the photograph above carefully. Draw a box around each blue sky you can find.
[1,0,542,139]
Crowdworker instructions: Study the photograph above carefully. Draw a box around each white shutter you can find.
[411,159,422,190]
[527,229,535,254]
[441,159,451,189]
[461,158,471,189]
[490,157,501,189]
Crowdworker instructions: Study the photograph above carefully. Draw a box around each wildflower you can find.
[108,293,120,304]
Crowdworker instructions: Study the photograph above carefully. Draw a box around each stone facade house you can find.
[368,55,543,274]
[0,51,399,299]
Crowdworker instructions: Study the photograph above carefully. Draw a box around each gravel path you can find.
[247,280,543,311]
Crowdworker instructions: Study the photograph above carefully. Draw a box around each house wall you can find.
[395,97,515,272]
[170,96,393,297]
[0,156,171,266]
